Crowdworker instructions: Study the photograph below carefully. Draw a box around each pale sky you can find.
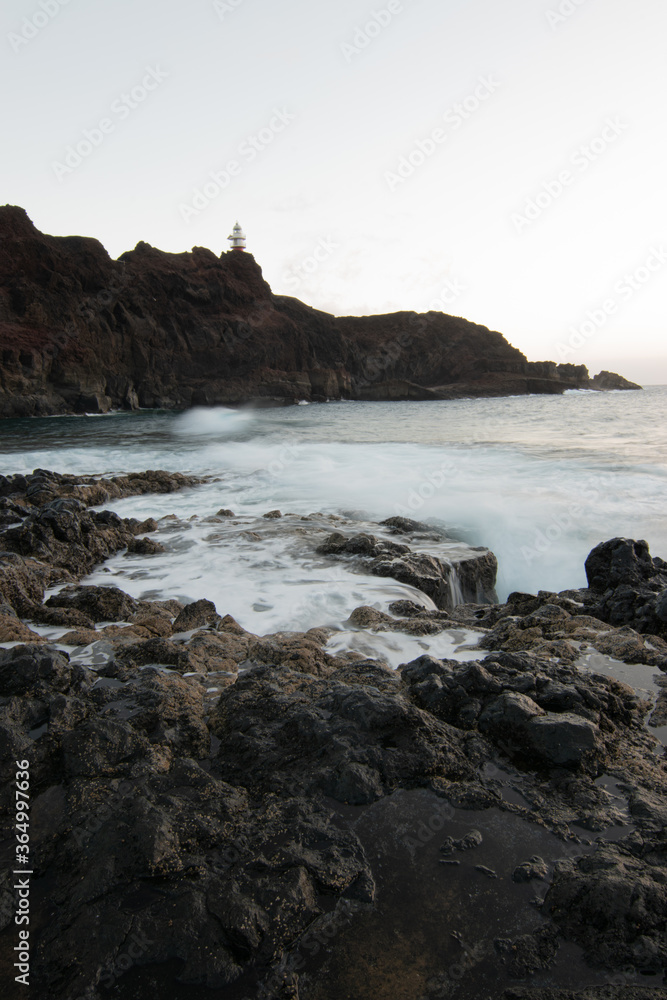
[2,0,666,383]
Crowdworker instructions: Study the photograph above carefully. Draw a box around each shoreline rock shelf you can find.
[0,470,665,999]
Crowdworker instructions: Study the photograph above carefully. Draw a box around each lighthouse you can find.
[228,221,246,251]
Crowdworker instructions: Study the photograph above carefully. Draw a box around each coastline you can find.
[1,470,666,998]
[0,207,642,419]
[0,375,650,423]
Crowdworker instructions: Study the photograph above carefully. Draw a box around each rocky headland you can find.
[0,470,665,1000]
[0,206,641,417]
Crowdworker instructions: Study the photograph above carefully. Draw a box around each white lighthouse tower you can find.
[228,221,246,251]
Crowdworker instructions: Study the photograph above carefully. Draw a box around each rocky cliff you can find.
[0,206,641,417]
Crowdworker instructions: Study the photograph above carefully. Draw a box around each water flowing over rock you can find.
[317,527,498,608]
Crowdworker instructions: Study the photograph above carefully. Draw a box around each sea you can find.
[1,387,666,662]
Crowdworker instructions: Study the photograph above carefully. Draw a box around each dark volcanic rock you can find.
[172,598,220,632]
[45,584,139,622]
[590,370,642,391]
[0,643,71,696]
[401,650,637,771]
[0,207,641,414]
[318,531,409,558]
[0,467,203,508]
[439,829,483,855]
[585,538,660,592]
[495,924,560,978]
[61,716,152,778]
[544,844,667,972]
[209,662,479,801]
[502,990,661,999]
[318,530,498,608]
[0,551,55,615]
[584,537,667,637]
[512,855,549,882]
[115,636,196,672]
[523,712,598,766]
[0,609,664,999]
[0,499,135,578]
[0,642,377,999]
[374,548,498,608]
[0,471,201,615]
[0,614,45,643]
[126,535,165,555]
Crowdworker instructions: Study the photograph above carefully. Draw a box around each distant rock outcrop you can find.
[0,206,642,416]
[589,369,642,391]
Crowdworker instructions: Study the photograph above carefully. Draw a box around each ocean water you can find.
[1,388,666,644]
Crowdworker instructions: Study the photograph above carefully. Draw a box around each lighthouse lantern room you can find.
[228,222,246,251]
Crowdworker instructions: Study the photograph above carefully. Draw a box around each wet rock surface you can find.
[317,527,498,608]
[0,468,205,510]
[0,479,665,999]
[0,470,205,621]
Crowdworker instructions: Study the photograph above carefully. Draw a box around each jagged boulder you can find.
[46,584,139,623]
[584,538,667,637]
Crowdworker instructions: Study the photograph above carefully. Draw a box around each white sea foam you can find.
[83,435,666,601]
[325,626,483,670]
[84,512,456,637]
[2,390,666,619]
[171,406,256,438]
